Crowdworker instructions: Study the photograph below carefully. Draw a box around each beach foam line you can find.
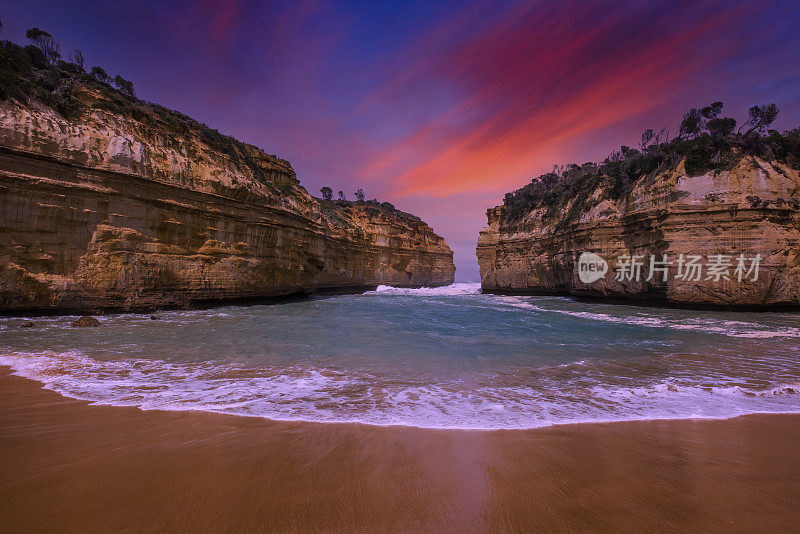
[2,350,799,430]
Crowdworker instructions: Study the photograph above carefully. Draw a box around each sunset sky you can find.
[4,0,800,280]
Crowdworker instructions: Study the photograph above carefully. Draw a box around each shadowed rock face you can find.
[0,99,454,312]
[478,158,800,308]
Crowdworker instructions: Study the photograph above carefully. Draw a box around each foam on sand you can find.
[2,348,799,430]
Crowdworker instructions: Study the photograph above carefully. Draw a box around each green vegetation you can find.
[323,197,424,225]
[90,65,110,83]
[320,186,371,204]
[501,103,800,224]
[25,27,60,64]
[113,74,134,97]
[0,30,290,172]
[316,184,420,223]
[1,28,421,225]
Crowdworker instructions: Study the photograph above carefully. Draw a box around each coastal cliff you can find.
[0,48,453,312]
[478,106,800,308]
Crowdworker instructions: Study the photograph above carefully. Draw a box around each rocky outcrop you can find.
[72,316,101,327]
[478,157,800,307]
[0,97,454,312]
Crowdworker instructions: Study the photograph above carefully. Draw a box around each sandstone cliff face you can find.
[0,98,454,312]
[478,157,800,307]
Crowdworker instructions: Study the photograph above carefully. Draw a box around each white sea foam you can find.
[369,283,482,296]
[497,296,800,339]
[3,289,799,429]
[2,350,799,430]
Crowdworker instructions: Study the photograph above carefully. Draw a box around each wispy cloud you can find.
[362,1,757,198]
[5,0,798,279]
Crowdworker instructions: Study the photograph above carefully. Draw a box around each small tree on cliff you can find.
[68,48,85,71]
[679,108,703,139]
[26,27,60,64]
[320,186,332,200]
[338,190,346,201]
[641,127,670,150]
[354,188,365,202]
[706,117,736,140]
[640,129,655,150]
[701,101,724,120]
[90,66,110,83]
[114,74,135,97]
[739,104,779,134]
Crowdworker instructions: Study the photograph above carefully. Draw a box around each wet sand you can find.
[2,368,800,532]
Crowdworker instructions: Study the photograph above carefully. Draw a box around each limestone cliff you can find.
[0,96,453,312]
[478,153,800,308]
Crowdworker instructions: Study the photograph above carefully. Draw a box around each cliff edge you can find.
[478,104,800,308]
[0,41,454,312]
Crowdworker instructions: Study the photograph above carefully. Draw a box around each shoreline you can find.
[5,364,800,432]
[3,368,800,531]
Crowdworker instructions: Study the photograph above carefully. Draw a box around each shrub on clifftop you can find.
[500,102,799,224]
[0,30,290,170]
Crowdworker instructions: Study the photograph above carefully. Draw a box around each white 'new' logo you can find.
[577,252,608,283]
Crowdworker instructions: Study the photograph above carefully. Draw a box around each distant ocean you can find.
[2,284,800,429]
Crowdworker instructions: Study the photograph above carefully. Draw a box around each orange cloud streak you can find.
[360,2,753,199]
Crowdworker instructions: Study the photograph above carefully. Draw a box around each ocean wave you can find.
[368,283,482,296]
[3,289,800,429]
[497,296,800,339]
[2,350,799,430]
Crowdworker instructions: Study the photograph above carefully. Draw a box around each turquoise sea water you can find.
[2,283,800,429]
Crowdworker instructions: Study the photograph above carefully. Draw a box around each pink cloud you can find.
[359,2,754,198]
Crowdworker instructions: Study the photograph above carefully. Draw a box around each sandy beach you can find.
[1,368,799,532]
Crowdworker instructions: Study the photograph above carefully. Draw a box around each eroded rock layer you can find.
[0,100,454,312]
[477,157,800,307]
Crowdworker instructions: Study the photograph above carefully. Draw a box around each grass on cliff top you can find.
[500,103,800,225]
[0,36,432,230]
[317,198,426,226]
[0,39,292,175]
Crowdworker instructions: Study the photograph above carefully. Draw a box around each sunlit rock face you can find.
[478,158,800,308]
[0,99,454,312]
